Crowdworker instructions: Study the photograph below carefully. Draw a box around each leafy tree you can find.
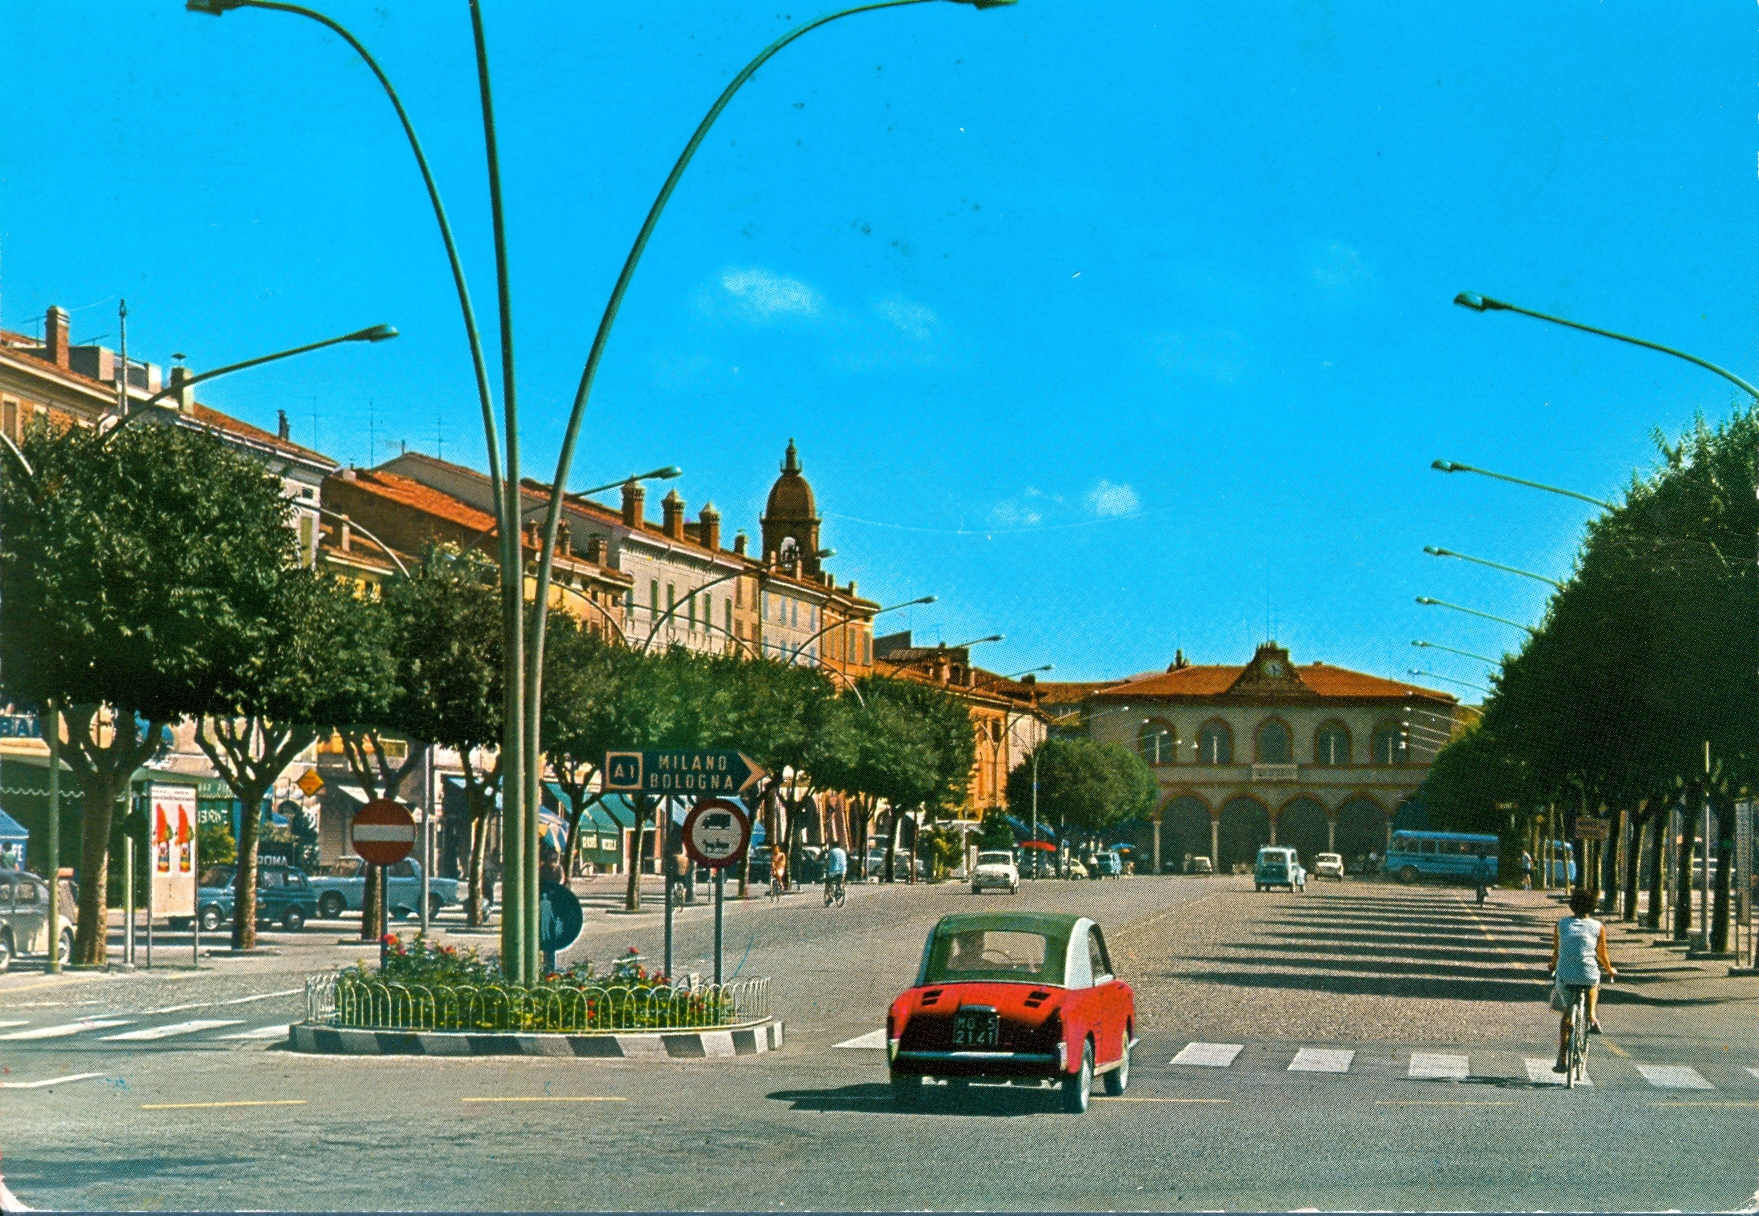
[1006,738,1157,852]
[978,811,1016,851]
[841,676,976,882]
[380,544,503,925]
[1,419,293,964]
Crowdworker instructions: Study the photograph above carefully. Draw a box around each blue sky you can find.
[3,2,1753,687]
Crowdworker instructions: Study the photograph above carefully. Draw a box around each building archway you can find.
[1161,794,1213,874]
[1217,796,1270,873]
[1276,797,1330,867]
[1336,796,1389,870]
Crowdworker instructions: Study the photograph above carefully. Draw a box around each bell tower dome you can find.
[761,438,822,576]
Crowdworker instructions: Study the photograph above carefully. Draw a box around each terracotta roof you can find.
[1090,662,1453,703]
[1033,680,1125,706]
[185,403,334,466]
[334,468,498,533]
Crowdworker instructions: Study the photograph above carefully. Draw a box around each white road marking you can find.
[0,1019,132,1041]
[1525,1057,1590,1086]
[0,1072,105,1090]
[141,988,302,1016]
[216,1024,291,1040]
[1745,1067,1759,1082]
[834,1029,887,1049]
[1635,1064,1714,1090]
[1408,1052,1469,1080]
[1288,1048,1354,1073]
[102,1019,243,1042]
[1171,1042,1243,1068]
[0,1021,28,1029]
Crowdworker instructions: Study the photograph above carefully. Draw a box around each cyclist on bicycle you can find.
[1551,887,1615,1073]
[824,841,848,902]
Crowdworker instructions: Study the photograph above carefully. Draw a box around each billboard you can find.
[150,783,198,919]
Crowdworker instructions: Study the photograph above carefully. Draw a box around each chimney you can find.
[557,520,571,555]
[169,365,194,410]
[277,409,291,441]
[847,581,857,596]
[621,479,645,528]
[662,489,686,541]
[733,531,748,557]
[584,535,605,564]
[44,306,70,370]
[339,514,352,553]
[699,502,721,551]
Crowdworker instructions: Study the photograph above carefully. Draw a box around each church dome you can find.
[763,438,817,523]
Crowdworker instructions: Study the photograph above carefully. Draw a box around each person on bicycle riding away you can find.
[825,841,848,891]
[1551,887,1615,1072]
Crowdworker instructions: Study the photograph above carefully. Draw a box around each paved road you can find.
[2,876,1755,1211]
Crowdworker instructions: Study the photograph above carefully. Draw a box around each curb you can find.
[287,1018,784,1059]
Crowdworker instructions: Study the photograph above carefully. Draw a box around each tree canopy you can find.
[1006,737,1158,839]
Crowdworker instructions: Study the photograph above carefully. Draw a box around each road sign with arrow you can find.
[603,750,767,796]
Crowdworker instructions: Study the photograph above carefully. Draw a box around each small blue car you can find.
[1253,846,1306,893]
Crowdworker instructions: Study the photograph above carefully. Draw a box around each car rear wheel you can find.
[1104,1029,1132,1096]
[318,893,346,920]
[1398,865,1421,885]
[199,905,224,933]
[890,1072,922,1108]
[0,932,12,974]
[1062,1040,1093,1113]
[58,928,73,965]
[282,908,306,932]
[429,894,445,922]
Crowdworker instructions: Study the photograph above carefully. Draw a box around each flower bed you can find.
[304,939,768,1033]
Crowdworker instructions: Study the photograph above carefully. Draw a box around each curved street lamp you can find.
[1415,596,1537,637]
[784,594,937,667]
[1409,668,1491,695]
[947,634,1005,649]
[1430,460,1613,511]
[1412,639,1499,666]
[1423,545,1563,590]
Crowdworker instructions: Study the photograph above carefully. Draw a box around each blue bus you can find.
[1387,831,1500,886]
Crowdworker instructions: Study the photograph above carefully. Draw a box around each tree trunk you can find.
[232,780,267,950]
[1711,792,1733,954]
[467,808,491,928]
[1622,806,1643,922]
[1645,804,1666,930]
[71,768,124,966]
[624,792,651,912]
[883,806,898,883]
[1674,789,1698,940]
[1600,808,1620,915]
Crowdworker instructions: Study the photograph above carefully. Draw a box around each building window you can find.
[667,584,675,619]
[1137,720,1177,766]
[735,580,743,608]
[650,581,659,617]
[1371,720,1408,765]
[687,590,696,630]
[791,599,799,627]
[1198,720,1233,765]
[298,515,314,566]
[725,600,733,637]
[864,633,871,665]
[1314,722,1351,766]
[1255,719,1292,764]
[625,589,634,618]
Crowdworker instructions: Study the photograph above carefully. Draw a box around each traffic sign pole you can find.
[714,867,725,985]
[379,863,390,970]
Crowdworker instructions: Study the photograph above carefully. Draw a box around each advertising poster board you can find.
[149,783,198,919]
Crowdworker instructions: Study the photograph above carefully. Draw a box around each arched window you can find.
[1198,719,1233,765]
[1371,719,1408,765]
[1137,720,1177,766]
[1254,719,1292,764]
[1314,722,1351,766]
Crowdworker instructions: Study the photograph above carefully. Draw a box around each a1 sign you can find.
[353,799,416,866]
[682,798,751,870]
[1575,817,1610,842]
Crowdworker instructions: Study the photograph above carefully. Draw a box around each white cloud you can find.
[873,293,938,340]
[1085,480,1141,518]
[716,267,824,321]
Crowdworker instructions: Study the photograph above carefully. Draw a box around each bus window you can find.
[1418,840,1437,854]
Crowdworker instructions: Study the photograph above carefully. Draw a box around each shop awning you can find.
[0,808,28,845]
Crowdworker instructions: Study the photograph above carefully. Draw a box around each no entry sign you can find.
[682,798,751,870]
[352,799,416,866]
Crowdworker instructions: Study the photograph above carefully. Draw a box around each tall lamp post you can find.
[187,0,1018,982]
[1415,597,1537,637]
[1423,546,1562,590]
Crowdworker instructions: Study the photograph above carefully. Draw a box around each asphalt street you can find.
[2,875,1755,1211]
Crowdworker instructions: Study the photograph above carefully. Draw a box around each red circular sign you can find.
[352,798,416,866]
[682,798,751,870]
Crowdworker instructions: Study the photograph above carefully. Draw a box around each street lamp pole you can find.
[1423,546,1562,590]
[1408,669,1491,695]
[1411,640,1500,666]
[1415,596,1537,637]
[784,594,936,668]
[1431,460,1614,511]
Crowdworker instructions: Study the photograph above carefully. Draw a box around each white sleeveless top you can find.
[1556,916,1601,985]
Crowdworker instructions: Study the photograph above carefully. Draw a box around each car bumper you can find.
[971,875,1016,887]
[892,1049,1064,1079]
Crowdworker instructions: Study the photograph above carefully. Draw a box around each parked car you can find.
[1063,856,1089,880]
[1090,850,1124,878]
[1254,846,1306,892]
[865,850,926,881]
[970,851,1020,895]
[888,911,1136,1114]
[0,869,77,972]
[1313,852,1345,881]
[308,858,469,922]
[186,863,319,932]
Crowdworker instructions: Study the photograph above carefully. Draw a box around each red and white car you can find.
[887,911,1136,1113]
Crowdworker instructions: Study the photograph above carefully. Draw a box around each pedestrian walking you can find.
[1521,850,1534,890]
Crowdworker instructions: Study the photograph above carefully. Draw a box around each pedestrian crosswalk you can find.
[1162,1040,1752,1092]
[102,1019,243,1041]
[0,1013,287,1049]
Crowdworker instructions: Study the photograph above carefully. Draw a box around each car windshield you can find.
[977,852,1013,866]
[924,929,1057,984]
[199,866,234,888]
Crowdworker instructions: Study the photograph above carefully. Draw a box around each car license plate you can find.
[953,1008,999,1048]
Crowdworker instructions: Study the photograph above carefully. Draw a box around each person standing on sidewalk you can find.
[1521,850,1534,890]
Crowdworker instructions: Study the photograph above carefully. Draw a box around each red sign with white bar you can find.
[352,798,416,866]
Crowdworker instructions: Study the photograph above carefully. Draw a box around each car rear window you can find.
[924,929,1053,983]
[977,853,1013,866]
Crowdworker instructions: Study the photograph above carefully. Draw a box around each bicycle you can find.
[823,873,847,908]
[1562,982,1591,1087]
[767,875,785,904]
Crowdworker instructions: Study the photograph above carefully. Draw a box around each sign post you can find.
[352,799,416,970]
[682,798,752,985]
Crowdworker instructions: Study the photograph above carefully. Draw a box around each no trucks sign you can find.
[682,799,752,870]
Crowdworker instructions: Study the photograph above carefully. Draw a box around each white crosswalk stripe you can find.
[1408,1052,1469,1079]
[0,1019,132,1041]
[102,1019,244,1042]
[1171,1042,1243,1067]
[1525,1057,1590,1086]
[0,1021,28,1029]
[1635,1064,1713,1090]
[1745,1067,1759,1082]
[216,1024,291,1041]
[834,1029,887,1049]
[1288,1048,1354,1073]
